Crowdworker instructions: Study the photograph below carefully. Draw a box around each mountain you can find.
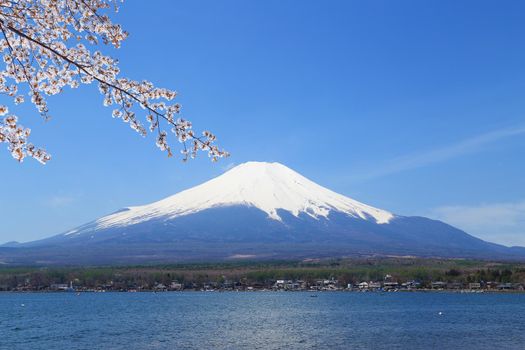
[1,161,524,265]
[0,241,21,248]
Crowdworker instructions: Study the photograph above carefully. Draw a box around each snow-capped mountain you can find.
[69,161,394,236]
[2,161,525,265]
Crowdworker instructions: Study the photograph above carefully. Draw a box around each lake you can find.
[1,292,524,349]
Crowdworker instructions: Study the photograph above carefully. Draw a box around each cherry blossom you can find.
[0,0,228,163]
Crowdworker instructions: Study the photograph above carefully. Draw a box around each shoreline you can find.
[1,289,524,294]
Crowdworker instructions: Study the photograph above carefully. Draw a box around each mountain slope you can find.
[69,161,394,235]
[1,161,524,265]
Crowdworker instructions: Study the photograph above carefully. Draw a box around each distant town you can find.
[14,275,522,293]
[1,257,525,293]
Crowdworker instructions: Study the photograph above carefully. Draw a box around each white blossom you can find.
[0,0,227,164]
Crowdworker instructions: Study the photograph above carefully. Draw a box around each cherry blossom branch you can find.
[0,0,228,163]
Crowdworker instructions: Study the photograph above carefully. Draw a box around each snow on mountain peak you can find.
[90,161,394,232]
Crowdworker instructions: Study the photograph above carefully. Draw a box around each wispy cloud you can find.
[354,124,525,181]
[429,201,525,247]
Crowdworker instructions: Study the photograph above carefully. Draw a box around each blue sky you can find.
[1,0,525,246]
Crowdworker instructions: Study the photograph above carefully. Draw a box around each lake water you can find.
[1,292,524,349]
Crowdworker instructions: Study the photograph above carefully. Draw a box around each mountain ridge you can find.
[1,161,524,265]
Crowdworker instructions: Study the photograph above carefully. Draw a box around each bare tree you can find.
[0,0,228,164]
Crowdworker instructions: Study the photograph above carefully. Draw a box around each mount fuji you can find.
[2,161,524,265]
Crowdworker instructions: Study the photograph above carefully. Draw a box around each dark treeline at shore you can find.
[1,257,525,292]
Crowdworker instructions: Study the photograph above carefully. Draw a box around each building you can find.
[468,283,481,290]
[447,282,463,290]
[170,282,183,290]
[50,281,74,292]
[497,283,513,290]
[431,281,447,289]
[368,282,382,290]
[273,280,294,290]
[383,282,399,291]
[154,283,167,291]
[358,282,369,290]
[401,280,421,290]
